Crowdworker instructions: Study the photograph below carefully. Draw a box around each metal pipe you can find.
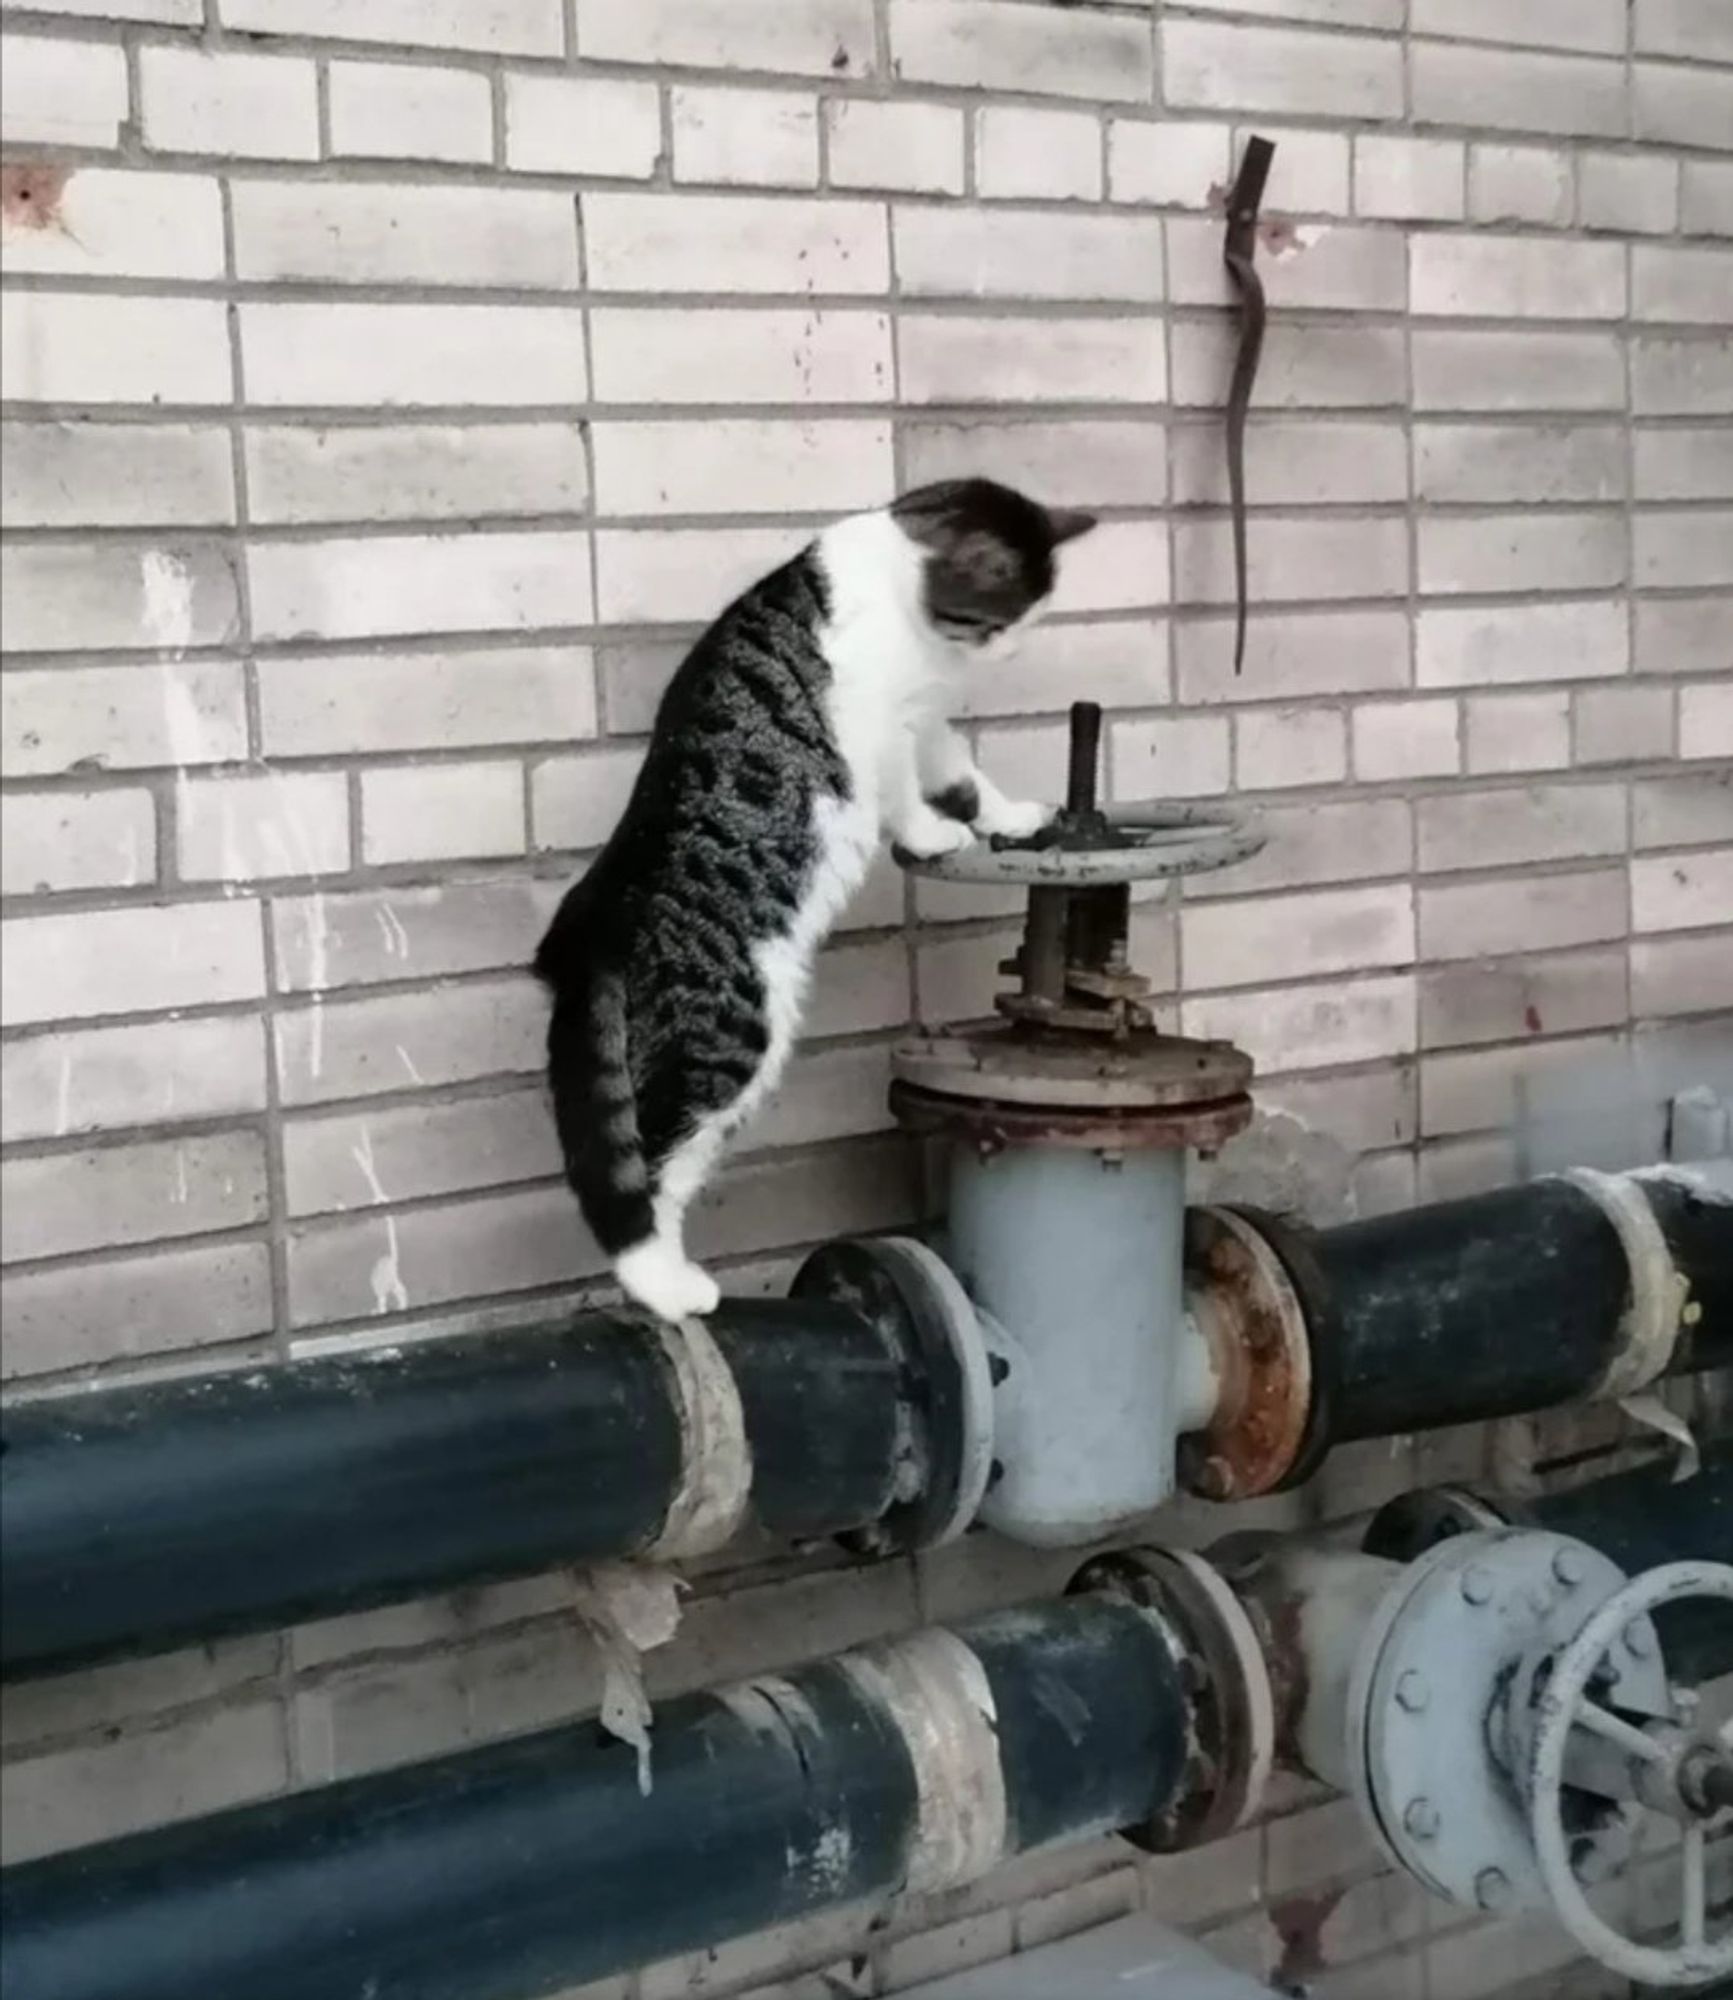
[1,1296,928,1683]
[0,1595,1192,2000]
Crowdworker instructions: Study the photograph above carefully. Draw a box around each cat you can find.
[534,477,1096,1323]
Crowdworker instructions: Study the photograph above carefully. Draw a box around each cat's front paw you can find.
[979,798,1052,842]
[894,817,976,861]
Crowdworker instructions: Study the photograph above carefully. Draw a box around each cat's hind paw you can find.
[616,1241,722,1322]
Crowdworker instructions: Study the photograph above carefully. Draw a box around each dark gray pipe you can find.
[0,1594,1191,2000]
[1,1296,936,1682]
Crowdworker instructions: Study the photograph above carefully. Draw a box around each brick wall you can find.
[0,1,1728,1994]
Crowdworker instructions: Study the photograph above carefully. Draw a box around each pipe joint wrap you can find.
[1560,1169,1690,1401]
[646,1318,754,1560]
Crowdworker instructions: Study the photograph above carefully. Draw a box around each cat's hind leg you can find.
[613,1108,731,1321]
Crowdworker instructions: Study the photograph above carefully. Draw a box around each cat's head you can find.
[889,478,1097,654]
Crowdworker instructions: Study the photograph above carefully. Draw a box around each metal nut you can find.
[1192,1454,1237,1502]
[1402,1798,1440,1840]
[1551,1548,1586,1588]
[1395,1669,1430,1714]
[1475,1867,1512,1913]
[1460,1565,1494,1607]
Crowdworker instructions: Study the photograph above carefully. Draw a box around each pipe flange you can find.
[1070,1546,1274,1851]
[1349,1529,1658,1917]
[1178,1206,1313,1502]
[791,1237,995,1553]
[1361,1485,1511,1563]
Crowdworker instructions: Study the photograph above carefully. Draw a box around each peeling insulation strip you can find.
[840,1629,1007,1895]
[648,1317,753,1560]
[1563,1169,1691,1400]
[571,1562,684,1796]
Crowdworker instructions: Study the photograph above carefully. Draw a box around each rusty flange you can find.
[1179,1206,1313,1501]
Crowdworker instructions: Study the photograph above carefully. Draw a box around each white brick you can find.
[179,770,350,880]
[591,307,890,405]
[896,207,1159,304]
[1415,423,1625,505]
[1200,797,1412,897]
[1633,934,1733,1018]
[1635,61,1733,150]
[1580,153,1679,235]
[2,543,239,655]
[328,61,493,164]
[904,418,1167,508]
[2,422,235,529]
[1354,135,1464,221]
[1465,691,1571,775]
[2,1130,266,1265]
[274,977,546,1108]
[1185,884,1413,990]
[976,107,1101,202]
[285,1089,558,1217]
[1353,699,1461,781]
[1258,128,1349,213]
[1635,0,1733,60]
[1632,848,1733,934]
[530,746,642,851]
[0,293,231,406]
[1412,41,1625,138]
[245,423,587,525]
[585,193,887,296]
[1178,608,1407,704]
[505,75,660,178]
[1173,517,1407,607]
[825,101,962,196]
[1182,973,1416,1073]
[1108,121,1232,208]
[1174,0,1400,22]
[2,1016,266,1144]
[753,1044,896,1151]
[1,34,127,144]
[900,316,1163,405]
[1638,597,1733,673]
[1412,0,1625,53]
[1419,946,1625,1049]
[1417,783,1625,873]
[1575,684,1675,765]
[361,763,525,865]
[1419,511,1626,596]
[271,880,552,992]
[1682,161,1733,236]
[1171,318,1405,409]
[2,900,264,1026]
[2,662,247,777]
[1633,337,1733,417]
[1418,599,1628,686]
[1107,714,1233,800]
[1,789,156,894]
[953,617,1169,719]
[672,87,817,189]
[232,182,579,289]
[1165,18,1399,117]
[140,47,318,160]
[595,525,803,623]
[1234,706,1346,791]
[1,0,197,18]
[592,418,892,516]
[222,0,562,54]
[890,0,1151,103]
[1636,508,1733,589]
[1171,418,1404,506]
[1411,234,1625,320]
[241,303,587,408]
[1635,771,1733,847]
[259,646,595,757]
[1420,869,1626,960]
[578,0,874,78]
[248,531,593,642]
[1167,216,1404,311]
[1634,245,1733,325]
[1469,145,1573,227]
[0,169,224,281]
[1049,519,1168,615]
[1,1241,271,1378]
[1413,330,1625,413]
[1682,684,1733,760]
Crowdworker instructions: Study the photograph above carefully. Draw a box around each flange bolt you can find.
[1395,1670,1430,1714]
[1552,1548,1586,1588]
[1403,1798,1440,1840]
[1475,1867,1513,1913]
[1460,1565,1494,1607]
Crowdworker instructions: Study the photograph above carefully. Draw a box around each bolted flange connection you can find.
[890,701,1260,1158]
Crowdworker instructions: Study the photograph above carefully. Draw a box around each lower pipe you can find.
[0,1594,1191,2000]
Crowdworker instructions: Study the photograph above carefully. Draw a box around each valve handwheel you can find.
[1527,1560,1733,1989]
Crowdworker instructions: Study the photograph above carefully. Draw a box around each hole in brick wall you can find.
[1,163,73,234]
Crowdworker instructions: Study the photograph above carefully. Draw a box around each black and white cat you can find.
[534,478,1096,1322]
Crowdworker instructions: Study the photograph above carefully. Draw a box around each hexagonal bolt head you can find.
[1623,1618,1655,1660]
[1395,1669,1430,1714]
[1475,1866,1513,1913]
[1459,1565,1495,1607]
[1551,1547,1586,1588]
[1402,1797,1440,1840]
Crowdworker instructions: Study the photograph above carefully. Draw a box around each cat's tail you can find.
[545,971,656,1259]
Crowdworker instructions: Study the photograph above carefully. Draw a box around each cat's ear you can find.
[1047,507,1098,545]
